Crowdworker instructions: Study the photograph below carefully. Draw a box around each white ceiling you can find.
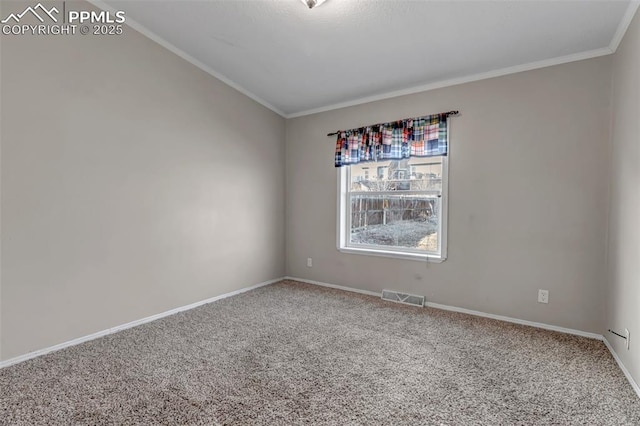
[97,0,638,117]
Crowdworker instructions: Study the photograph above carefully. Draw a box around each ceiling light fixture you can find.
[301,0,327,9]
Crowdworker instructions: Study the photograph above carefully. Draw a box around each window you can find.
[338,156,448,261]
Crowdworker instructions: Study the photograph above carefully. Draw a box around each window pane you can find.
[350,157,443,192]
[349,194,440,253]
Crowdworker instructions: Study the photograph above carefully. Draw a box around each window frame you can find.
[337,155,449,263]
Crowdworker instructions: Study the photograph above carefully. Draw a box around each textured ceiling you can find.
[99,0,637,117]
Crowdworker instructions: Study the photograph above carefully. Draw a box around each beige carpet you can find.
[1,280,639,425]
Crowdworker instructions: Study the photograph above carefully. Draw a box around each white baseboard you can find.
[423,300,603,340]
[284,276,381,297]
[603,337,640,399]
[285,276,602,340]
[0,277,283,369]
[4,275,638,401]
[287,276,640,399]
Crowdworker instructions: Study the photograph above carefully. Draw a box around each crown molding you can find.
[86,0,287,118]
[610,1,640,52]
[88,0,636,120]
[285,47,613,118]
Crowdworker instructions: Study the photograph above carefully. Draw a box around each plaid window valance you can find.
[333,112,453,167]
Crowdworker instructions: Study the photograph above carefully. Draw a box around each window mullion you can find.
[348,190,441,197]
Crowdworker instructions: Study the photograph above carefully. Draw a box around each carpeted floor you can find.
[1,280,639,425]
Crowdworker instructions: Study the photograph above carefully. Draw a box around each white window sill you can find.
[338,246,446,263]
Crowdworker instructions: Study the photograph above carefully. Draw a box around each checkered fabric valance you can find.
[333,112,453,167]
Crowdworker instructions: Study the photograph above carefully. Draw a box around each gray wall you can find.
[286,57,612,334]
[1,0,636,382]
[0,1,285,360]
[606,10,640,385]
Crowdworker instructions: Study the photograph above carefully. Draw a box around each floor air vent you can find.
[381,290,425,307]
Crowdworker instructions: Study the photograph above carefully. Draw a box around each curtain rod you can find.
[326,110,459,137]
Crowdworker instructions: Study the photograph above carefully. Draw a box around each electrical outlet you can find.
[626,328,630,350]
[307,257,312,267]
[538,289,549,304]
